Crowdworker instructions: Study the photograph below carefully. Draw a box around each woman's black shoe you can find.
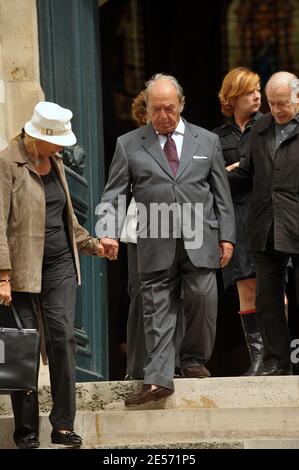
[15,433,39,449]
[51,430,82,447]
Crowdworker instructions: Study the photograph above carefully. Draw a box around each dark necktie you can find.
[163,133,179,176]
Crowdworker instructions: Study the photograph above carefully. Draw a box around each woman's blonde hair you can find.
[218,67,260,117]
[11,130,39,157]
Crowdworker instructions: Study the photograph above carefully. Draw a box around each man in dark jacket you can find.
[229,71,299,375]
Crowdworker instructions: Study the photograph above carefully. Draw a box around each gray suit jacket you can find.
[97,120,235,273]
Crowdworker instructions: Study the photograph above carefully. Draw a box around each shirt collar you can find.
[227,111,262,130]
[275,112,299,129]
[174,117,185,135]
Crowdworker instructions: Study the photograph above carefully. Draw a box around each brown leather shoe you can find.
[124,384,174,406]
[182,365,211,378]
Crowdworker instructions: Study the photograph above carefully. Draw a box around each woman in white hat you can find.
[0,101,104,448]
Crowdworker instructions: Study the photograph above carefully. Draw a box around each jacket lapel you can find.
[257,114,275,162]
[12,139,41,176]
[175,122,199,179]
[281,124,299,144]
[258,114,299,160]
[51,154,69,198]
[265,127,275,161]
[140,124,174,178]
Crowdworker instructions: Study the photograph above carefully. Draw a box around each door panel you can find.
[37,0,108,380]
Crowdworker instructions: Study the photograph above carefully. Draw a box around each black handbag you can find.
[0,303,40,393]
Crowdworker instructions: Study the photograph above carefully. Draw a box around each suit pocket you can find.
[207,220,219,229]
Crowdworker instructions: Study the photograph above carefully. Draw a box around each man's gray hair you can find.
[144,73,185,109]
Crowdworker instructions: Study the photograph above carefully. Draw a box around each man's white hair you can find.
[144,73,185,111]
[265,71,298,94]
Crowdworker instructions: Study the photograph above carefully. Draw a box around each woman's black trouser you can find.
[9,255,77,441]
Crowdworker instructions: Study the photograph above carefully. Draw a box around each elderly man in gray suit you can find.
[97,74,235,406]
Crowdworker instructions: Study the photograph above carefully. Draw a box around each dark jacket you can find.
[212,113,262,285]
[212,112,262,204]
[229,112,299,253]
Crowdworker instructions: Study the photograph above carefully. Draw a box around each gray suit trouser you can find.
[140,239,217,390]
[126,243,185,379]
[126,243,146,379]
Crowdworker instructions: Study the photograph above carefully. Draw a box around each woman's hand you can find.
[226,162,240,172]
[0,278,12,306]
[94,240,105,257]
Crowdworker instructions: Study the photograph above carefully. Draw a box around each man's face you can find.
[147,80,181,134]
[267,84,299,124]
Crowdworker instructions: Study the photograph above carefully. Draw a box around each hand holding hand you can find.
[219,241,234,268]
[94,240,105,257]
[100,238,119,260]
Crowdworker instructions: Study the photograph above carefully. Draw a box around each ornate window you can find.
[110,0,145,122]
[224,0,299,85]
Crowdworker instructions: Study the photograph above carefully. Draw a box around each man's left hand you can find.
[219,241,234,268]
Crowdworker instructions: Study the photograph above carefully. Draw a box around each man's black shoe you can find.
[182,365,211,378]
[174,367,183,378]
[15,433,39,449]
[124,374,143,380]
[124,384,174,406]
[51,430,82,447]
[261,366,292,376]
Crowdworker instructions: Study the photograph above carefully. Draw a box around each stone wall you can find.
[0,0,49,396]
[0,0,44,149]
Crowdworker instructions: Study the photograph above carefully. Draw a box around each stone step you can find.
[1,376,299,416]
[90,439,299,449]
[2,377,299,449]
[244,439,299,449]
[101,376,299,411]
[88,439,299,451]
[1,404,299,449]
[40,440,245,450]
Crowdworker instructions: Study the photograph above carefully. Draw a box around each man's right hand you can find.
[219,241,234,268]
[100,238,119,260]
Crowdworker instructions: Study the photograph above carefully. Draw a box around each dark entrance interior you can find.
[99,0,299,379]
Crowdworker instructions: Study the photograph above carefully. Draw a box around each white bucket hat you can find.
[24,101,77,146]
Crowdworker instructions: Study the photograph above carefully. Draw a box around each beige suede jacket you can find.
[0,139,98,292]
